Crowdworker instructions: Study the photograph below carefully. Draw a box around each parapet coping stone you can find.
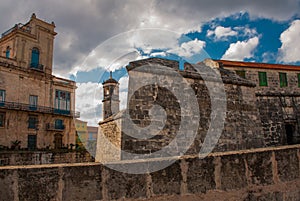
[1,144,299,170]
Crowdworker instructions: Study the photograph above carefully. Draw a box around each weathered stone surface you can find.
[220,154,247,190]
[284,190,300,201]
[104,166,147,200]
[245,151,273,186]
[100,58,265,160]
[0,146,300,201]
[0,151,94,166]
[0,169,15,201]
[275,148,299,182]
[186,156,215,193]
[151,161,182,195]
[62,165,102,201]
[18,167,60,201]
[245,191,283,201]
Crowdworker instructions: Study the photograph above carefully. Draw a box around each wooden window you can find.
[0,90,5,103]
[55,90,71,112]
[0,113,5,127]
[30,47,40,68]
[279,72,288,87]
[28,115,38,129]
[29,95,38,110]
[28,135,37,150]
[55,119,64,129]
[258,72,268,86]
[5,46,10,58]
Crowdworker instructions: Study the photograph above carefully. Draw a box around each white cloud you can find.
[71,29,181,75]
[214,26,238,39]
[207,26,257,41]
[278,20,300,63]
[75,76,129,126]
[221,37,259,60]
[167,39,206,58]
[119,76,129,110]
[76,82,102,126]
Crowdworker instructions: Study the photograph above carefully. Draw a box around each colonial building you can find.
[217,60,300,146]
[97,57,300,162]
[0,14,79,150]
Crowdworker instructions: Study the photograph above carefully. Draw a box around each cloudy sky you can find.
[1,0,300,126]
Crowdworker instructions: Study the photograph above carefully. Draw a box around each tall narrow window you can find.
[28,115,38,129]
[5,46,10,58]
[54,134,63,149]
[0,113,5,127]
[29,95,38,110]
[55,90,71,114]
[55,119,64,129]
[30,48,39,68]
[28,135,37,150]
[298,73,300,88]
[279,72,288,87]
[0,90,5,106]
[258,72,268,86]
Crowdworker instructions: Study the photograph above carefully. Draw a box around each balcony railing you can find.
[30,63,44,71]
[1,23,31,38]
[0,101,80,118]
[46,123,65,131]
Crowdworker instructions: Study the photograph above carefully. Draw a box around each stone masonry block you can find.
[275,149,299,182]
[0,169,15,201]
[104,164,147,200]
[18,167,60,201]
[245,151,273,186]
[186,156,215,193]
[220,154,247,190]
[151,161,182,195]
[62,165,102,201]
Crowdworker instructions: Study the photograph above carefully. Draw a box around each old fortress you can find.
[0,14,300,201]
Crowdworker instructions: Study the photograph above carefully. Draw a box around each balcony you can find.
[46,123,65,131]
[30,63,44,71]
[0,101,80,118]
[1,23,31,38]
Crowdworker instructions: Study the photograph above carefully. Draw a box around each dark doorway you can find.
[54,134,63,149]
[28,135,37,150]
[285,124,295,145]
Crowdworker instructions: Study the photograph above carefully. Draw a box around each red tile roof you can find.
[215,60,300,71]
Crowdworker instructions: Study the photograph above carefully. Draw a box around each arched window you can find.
[30,47,39,68]
[5,46,10,58]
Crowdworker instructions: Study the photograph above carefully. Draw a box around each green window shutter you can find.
[279,72,287,87]
[258,72,267,86]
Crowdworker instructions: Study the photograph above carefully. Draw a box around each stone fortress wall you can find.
[98,58,300,162]
[1,145,300,201]
[218,60,300,146]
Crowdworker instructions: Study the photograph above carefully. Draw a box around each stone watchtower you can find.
[102,72,120,119]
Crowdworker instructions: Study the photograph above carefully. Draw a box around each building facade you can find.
[0,14,79,150]
[218,60,300,146]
